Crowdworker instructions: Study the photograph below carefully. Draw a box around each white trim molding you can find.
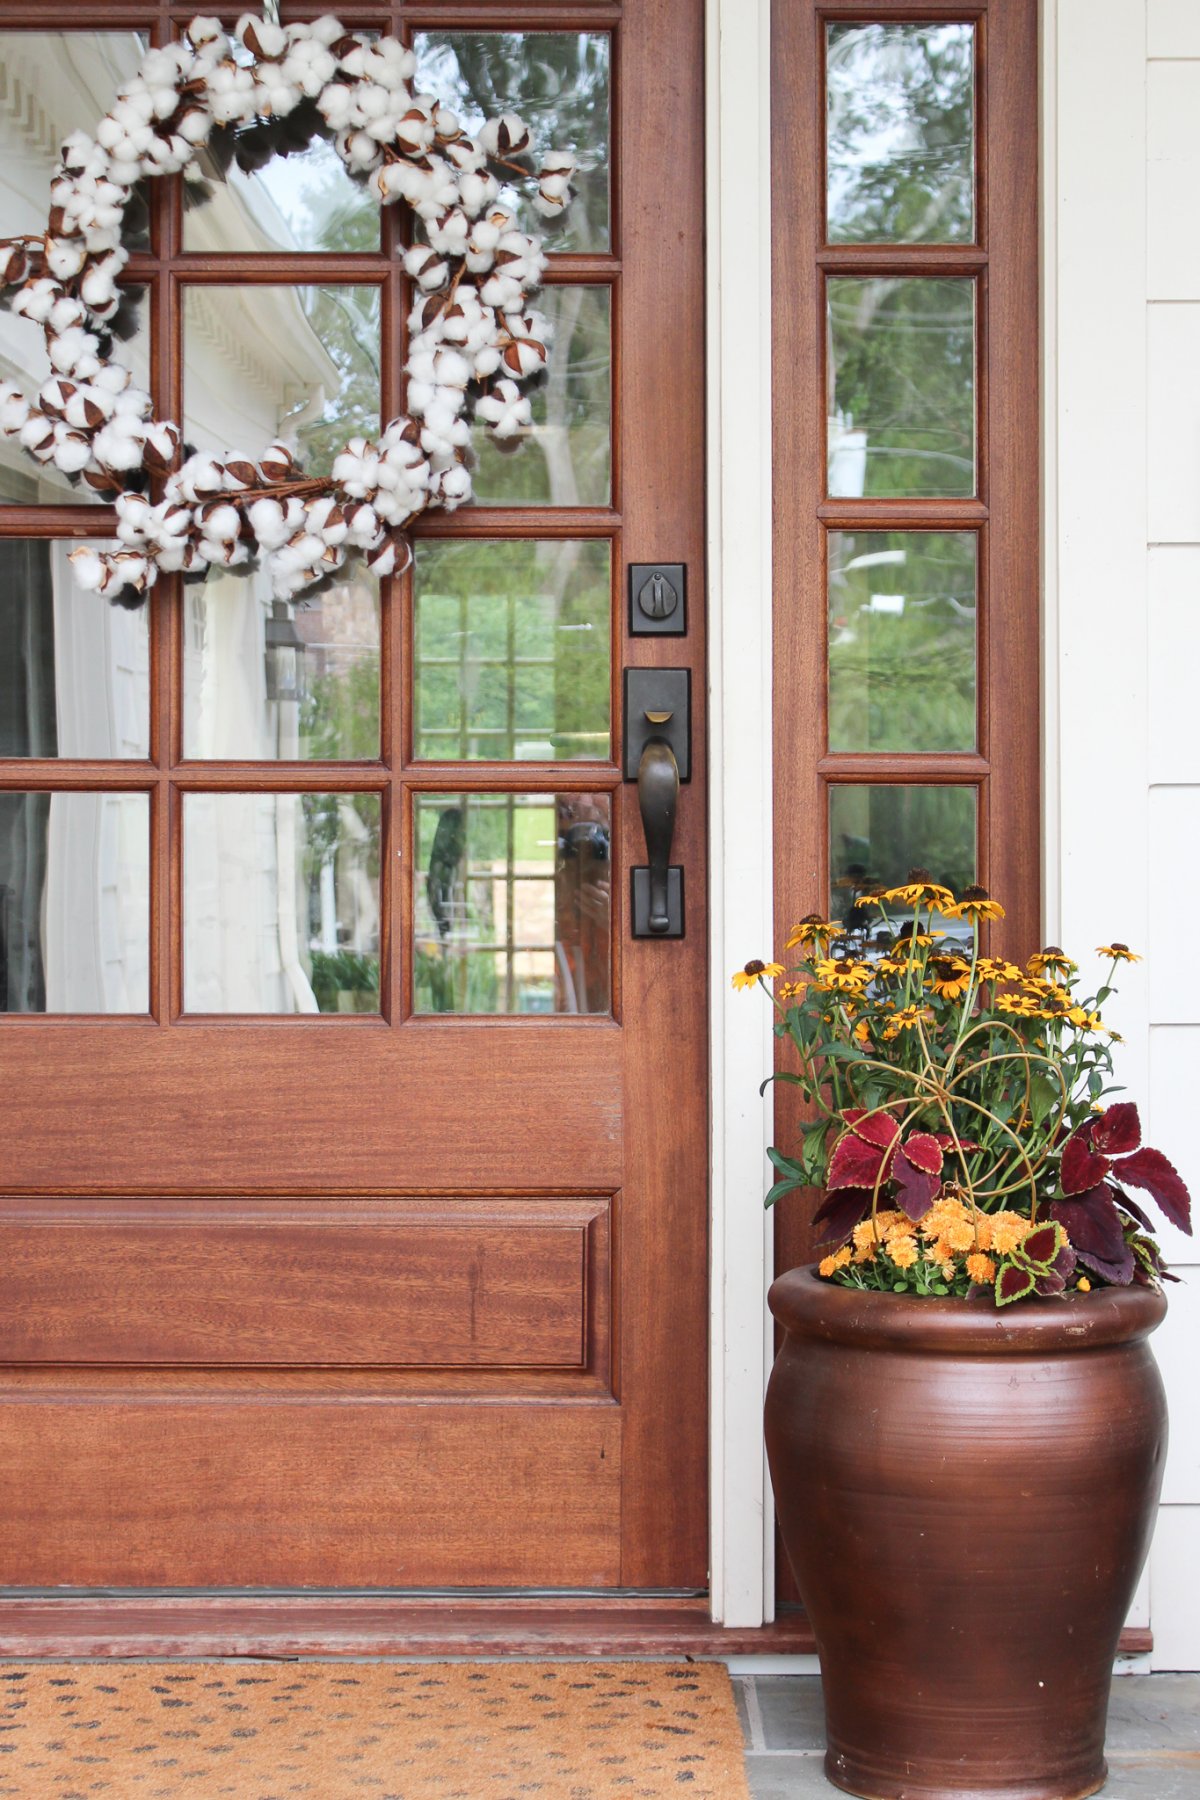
[706,0,776,1627]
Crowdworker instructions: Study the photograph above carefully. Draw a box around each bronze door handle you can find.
[637,738,680,934]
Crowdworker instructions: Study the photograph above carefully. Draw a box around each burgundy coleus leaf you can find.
[901,1132,944,1176]
[1077,1243,1136,1286]
[893,1154,940,1223]
[1091,1101,1141,1157]
[1061,1129,1111,1196]
[827,1129,890,1192]
[1019,1222,1064,1270]
[1034,1269,1067,1296]
[844,1109,902,1152]
[1112,1147,1193,1236]
[932,1132,980,1154]
[812,1186,872,1245]
[1051,1187,1127,1264]
[996,1264,1037,1307]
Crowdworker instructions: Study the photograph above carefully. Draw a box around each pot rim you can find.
[769,1262,1167,1354]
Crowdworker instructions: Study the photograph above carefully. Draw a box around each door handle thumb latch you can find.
[624,669,688,938]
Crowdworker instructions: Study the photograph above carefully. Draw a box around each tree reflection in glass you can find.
[826,23,975,244]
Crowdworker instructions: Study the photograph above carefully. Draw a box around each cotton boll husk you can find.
[479,113,531,158]
[64,385,114,430]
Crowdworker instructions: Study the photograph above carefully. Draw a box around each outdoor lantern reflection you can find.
[264,600,306,703]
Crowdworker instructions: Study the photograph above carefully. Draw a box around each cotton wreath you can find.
[0,13,576,606]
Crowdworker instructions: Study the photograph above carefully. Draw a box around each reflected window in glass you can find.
[414,32,611,254]
[183,563,380,762]
[183,791,382,1014]
[0,790,149,1013]
[826,23,975,244]
[829,783,977,942]
[828,531,976,753]
[827,277,975,499]
[184,127,380,255]
[414,791,611,1015]
[0,540,150,758]
[414,539,611,761]
[183,285,381,482]
[470,285,611,507]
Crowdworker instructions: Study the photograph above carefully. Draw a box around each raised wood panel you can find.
[0,1399,622,1587]
[0,1025,622,1192]
[0,1197,610,1369]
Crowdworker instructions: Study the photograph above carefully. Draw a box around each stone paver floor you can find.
[733,1673,1200,1799]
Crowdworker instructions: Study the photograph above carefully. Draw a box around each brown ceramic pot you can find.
[765,1268,1168,1800]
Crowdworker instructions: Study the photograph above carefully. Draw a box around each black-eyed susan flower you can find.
[1097,942,1141,963]
[731,959,783,991]
[926,956,972,1001]
[945,884,1005,923]
[996,992,1040,1017]
[786,914,839,951]
[882,1004,934,1038]
[1027,946,1077,980]
[813,956,871,992]
[882,868,954,909]
[777,980,803,1002]
[976,957,1022,983]
[1065,1005,1103,1032]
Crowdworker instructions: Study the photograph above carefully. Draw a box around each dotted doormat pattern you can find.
[0,1660,752,1799]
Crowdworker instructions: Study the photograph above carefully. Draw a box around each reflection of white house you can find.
[0,33,378,1016]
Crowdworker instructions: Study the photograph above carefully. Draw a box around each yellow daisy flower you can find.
[882,868,955,909]
[976,957,1022,983]
[786,914,839,951]
[731,959,783,991]
[1027,946,1077,980]
[944,885,1006,923]
[926,956,972,1001]
[996,993,1039,1017]
[812,957,871,991]
[1096,943,1141,963]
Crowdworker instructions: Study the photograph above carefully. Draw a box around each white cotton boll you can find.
[49,328,102,375]
[306,496,348,546]
[0,384,31,436]
[479,114,532,159]
[432,348,471,390]
[116,492,154,539]
[446,139,486,176]
[432,463,472,507]
[458,169,500,218]
[64,385,113,430]
[68,545,109,592]
[79,262,119,313]
[308,15,346,48]
[248,497,288,548]
[200,501,240,542]
[476,379,532,440]
[473,343,503,379]
[332,442,379,498]
[500,334,547,379]
[51,427,93,474]
[426,208,471,257]
[142,420,181,471]
[365,536,398,577]
[93,421,145,471]
[480,272,523,313]
[238,13,286,58]
[178,107,212,147]
[53,290,97,334]
[96,115,126,153]
[188,16,226,48]
[318,83,355,130]
[58,130,96,175]
[12,280,57,324]
[38,376,74,416]
[404,245,450,293]
[175,453,225,501]
[206,64,257,127]
[394,105,435,156]
[94,363,132,396]
[342,129,383,172]
[20,415,57,461]
[283,38,337,97]
[113,385,153,421]
[344,502,381,548]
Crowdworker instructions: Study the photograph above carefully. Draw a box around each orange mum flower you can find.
[988,1213,1028,1255]
[888,1234,919,1269]
[966,1252,996,1284]
[819,1246,852,1277]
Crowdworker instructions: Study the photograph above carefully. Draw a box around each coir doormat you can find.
[0,1659,752,1799]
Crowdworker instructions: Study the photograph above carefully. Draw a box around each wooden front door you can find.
[0,0,707,1598]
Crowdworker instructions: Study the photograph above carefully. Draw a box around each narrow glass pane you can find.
[827,278,975,498]
[829,784,977,942]
[414,791,611,1014]
[185,133,380,255]
[183,792,381,1014]
[0,33,150,249]
[0,791,149,1013]
[414,540,611,761]
[828,531,976,753]
[826,23,975,244]
[470,286,611,507]
[0,540,149,758]
[183,563,380,761]
[414,32,611,253]
[183,286,381,480]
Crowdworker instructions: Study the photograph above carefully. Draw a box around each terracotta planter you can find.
[765,1268,1168,1800]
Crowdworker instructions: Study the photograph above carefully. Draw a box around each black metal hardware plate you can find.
[631,867,685,938]
[622,667,691,781]
[628,563,687,636]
